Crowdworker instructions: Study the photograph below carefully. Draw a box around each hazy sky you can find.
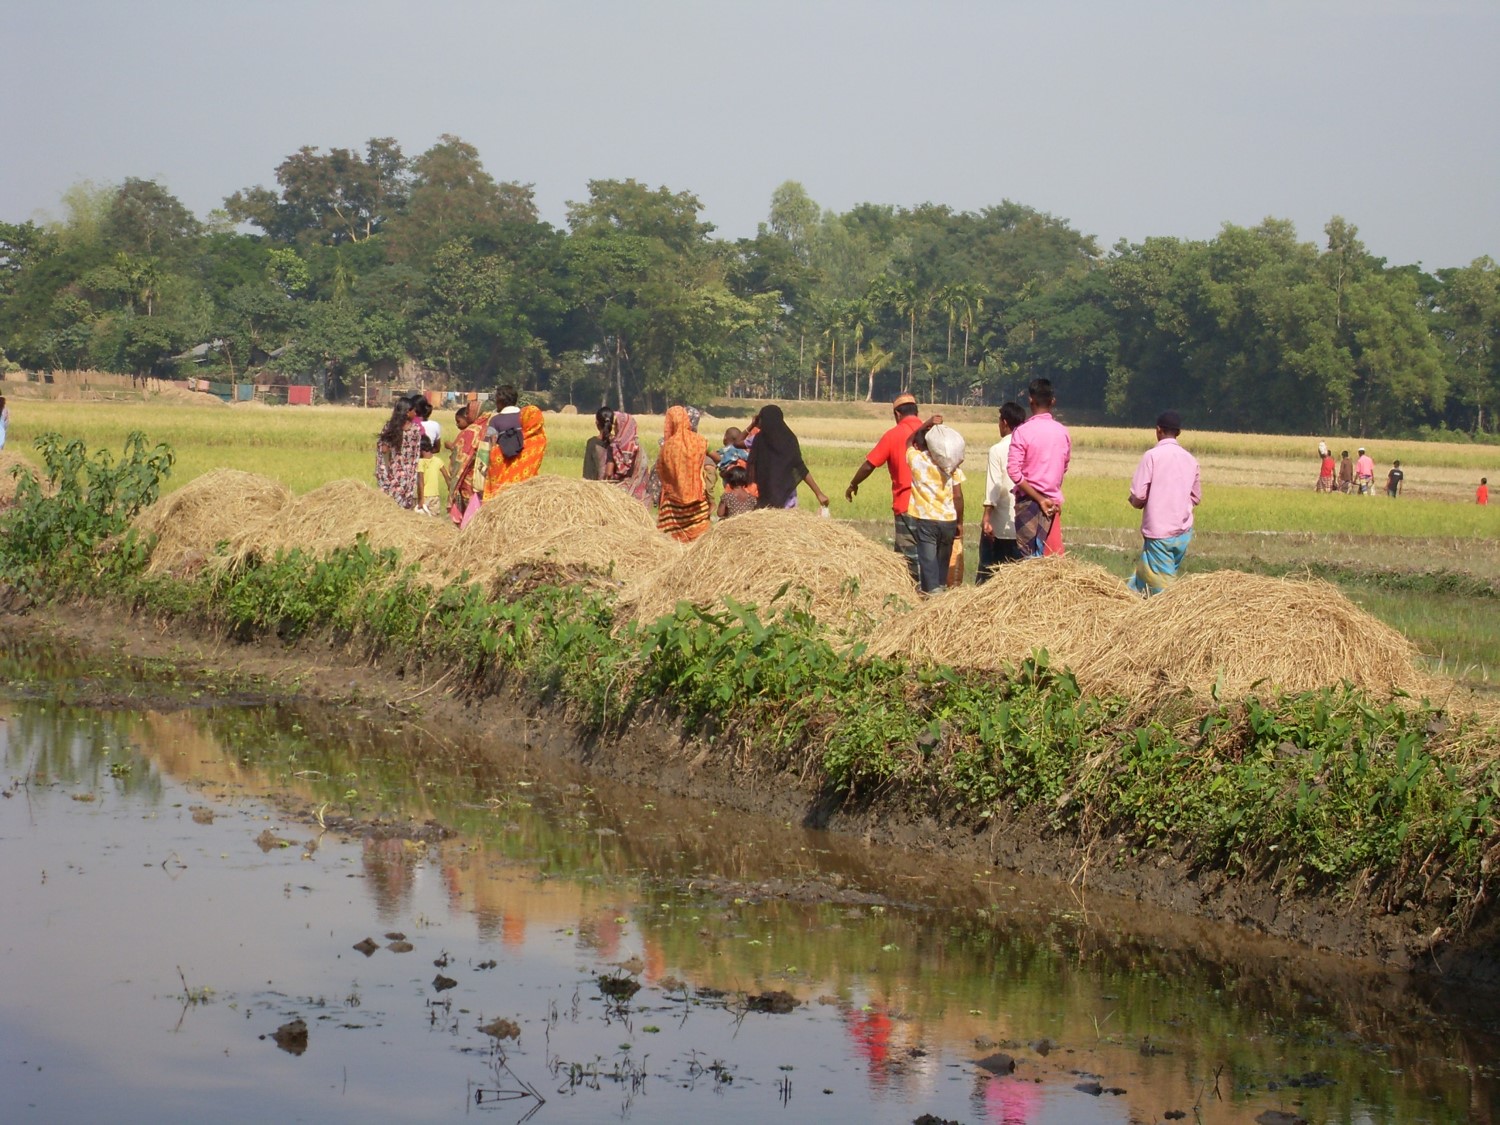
[4,0,1496,269]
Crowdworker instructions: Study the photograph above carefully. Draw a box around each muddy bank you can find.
[6,598,1495,983]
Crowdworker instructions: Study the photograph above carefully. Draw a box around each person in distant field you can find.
[596,407,653,505]
[747,404,830,511]
[1337,450,1354,494]
[978,401,1027,583]
[375,396,422,509]
[1355,447,1375,494]
[1479,477,1489,506]
[716,463,756,520]
[1127,410,1202,596]
[655,405,712,542]
[1386,460,1404,497]
[1007,378,1070,557]
[418,432,445,515]
[484,404,548,500]
[447,404,490,525]
[845,392,924,583]
[0,395,9,450]
[1315,447,1336,492]
[905,416,965,595]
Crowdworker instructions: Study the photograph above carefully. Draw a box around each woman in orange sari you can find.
[446,405,491,526]
[483,404,548,500]
[655,405,711,542]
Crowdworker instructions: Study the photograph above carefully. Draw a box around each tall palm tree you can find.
[958,283,986,370]
[863,343,895,403]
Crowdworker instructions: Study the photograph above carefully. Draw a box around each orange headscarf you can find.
[483,405,548,500]
[655,405,708,506]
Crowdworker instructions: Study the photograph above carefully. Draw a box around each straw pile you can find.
[221,479,454,571]
[866,555,1140,683]
[441,476,671,587]
[618,508,916,627]
[870,560,1432,705]
[1120,571,1430,701]
[134,469,292,575]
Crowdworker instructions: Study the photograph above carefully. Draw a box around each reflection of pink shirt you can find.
[1355,454,1374,479]
[1006,412,1071,504]
[1130,437,1201,539]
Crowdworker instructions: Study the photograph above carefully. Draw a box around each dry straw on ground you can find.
[441,477,675,587]
[1120,570,1432,702]
[866,555,1139,680]
[0,451,40,508]
[871,557,1433,705]
[134,469,292,575]
[221,479,454,570]
[619,508,915,627]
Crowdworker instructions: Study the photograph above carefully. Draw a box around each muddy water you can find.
[2,646,1498,1124]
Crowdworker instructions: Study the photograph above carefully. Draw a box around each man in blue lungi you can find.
[1127,411,1202,596]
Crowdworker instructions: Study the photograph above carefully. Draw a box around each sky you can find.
[3,0,1497,270]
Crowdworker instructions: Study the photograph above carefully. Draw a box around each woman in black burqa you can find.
[747,405,830,511]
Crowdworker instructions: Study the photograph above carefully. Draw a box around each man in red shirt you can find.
[845,392,924,583]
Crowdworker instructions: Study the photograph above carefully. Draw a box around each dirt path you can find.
[7,598,1497,985]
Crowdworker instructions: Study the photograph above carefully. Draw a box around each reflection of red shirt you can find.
[1319,455,1335,479]
[866,416,923,513]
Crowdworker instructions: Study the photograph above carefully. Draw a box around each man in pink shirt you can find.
[1127,410,1202,596]
[1006,378,1071,557]
[1354,447,1375,494]
[845,392,924,583]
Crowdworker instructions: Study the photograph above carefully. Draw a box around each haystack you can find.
[1118,571,1430,701]
[618,508,915,627]
[221,479,454,571]
[441,476,663,585]
[134,469,292,575]
[0,451,41,509]
[474,525,685,592]
[866,555,1141,684]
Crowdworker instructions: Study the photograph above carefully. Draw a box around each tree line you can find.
[1,133,1496,437]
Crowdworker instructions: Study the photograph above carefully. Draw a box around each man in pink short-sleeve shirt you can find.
[1006,378,1071,556]
[1127,410,1202,595]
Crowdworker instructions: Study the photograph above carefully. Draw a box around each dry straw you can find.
[0,451,41,508]
[134,469,292,575]
[1120,570,1431,702]
[866,555,1139,681]
[221,479,454,571]
[619,507,915,627]
[441,476,673,588]
[870,558,1434,706]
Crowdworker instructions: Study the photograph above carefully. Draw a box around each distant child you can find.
[1479,477,1489,506]
[418,433,444,514]
[1386,460,1404,498]
[716,463,756,520]
[716,427,749,476]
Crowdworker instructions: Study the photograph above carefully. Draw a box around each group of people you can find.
[1315,443,1403,497]
[374,390,834,545]
[846,378,1201,597]
[375,380,1207,599]
[375,385,549,523]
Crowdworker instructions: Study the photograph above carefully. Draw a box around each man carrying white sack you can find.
[1127,410,1202,596]
[905,417,966,595]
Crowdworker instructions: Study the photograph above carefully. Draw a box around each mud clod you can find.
[745,990,798,1014]
[352,937,379,957]
[432,974,457,992]
[597,974,641,1002]
[1256,1112,1308,1125]
[975,1052,1015,1075]
[387,941,414,953]
[1074,1080,1103,1096]
[479,1017,520,1040]
[272,1018,308,1055]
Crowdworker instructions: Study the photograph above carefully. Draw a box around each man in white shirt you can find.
[978,402,1027,583]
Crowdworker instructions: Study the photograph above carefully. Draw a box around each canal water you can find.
[2,637,1496,1124]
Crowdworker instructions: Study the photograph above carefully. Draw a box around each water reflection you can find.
[2,653,1498,1123]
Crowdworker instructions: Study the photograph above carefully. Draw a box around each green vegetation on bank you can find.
[2,434,1496,936]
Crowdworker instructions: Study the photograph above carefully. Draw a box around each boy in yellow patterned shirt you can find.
[904,418,966,594]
